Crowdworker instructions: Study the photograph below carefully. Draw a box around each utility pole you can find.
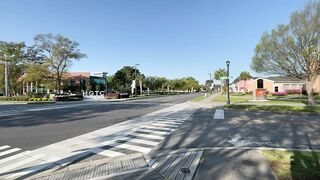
[226,60,230,105]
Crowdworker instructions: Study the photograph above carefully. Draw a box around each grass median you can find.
[262,150,320,180]
[190,95,206,102]
[226,104,320,113]
[212,94,251,103]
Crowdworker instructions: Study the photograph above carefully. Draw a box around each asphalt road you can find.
[0,94,199,151]
[152,107,320,152]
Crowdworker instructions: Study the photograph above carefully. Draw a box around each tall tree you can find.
[144,76,157,91]
[214,68,227,92]
[239,71,252,80]
[251,1,320,106]
[33,33,86,93]
[0,41,27,95]
[183,77,200,92]
[214,68,227,81]
[112,66,144,93]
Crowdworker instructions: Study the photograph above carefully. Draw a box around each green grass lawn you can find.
[239,100,305,106]
[212,95,251,103]
[226,104,320,113]
[262,150,320,180]
[190,95,206,102]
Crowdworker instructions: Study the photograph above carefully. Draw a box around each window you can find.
[257,79,264,88]
[284,84,289,90]
[274,86,279,92]
[291,84,297,89]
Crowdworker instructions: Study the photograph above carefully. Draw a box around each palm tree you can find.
[239,71,252,80]
[214,68,227,93]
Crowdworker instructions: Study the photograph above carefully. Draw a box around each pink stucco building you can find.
[233,79,253,93]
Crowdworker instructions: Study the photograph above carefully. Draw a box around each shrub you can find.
[105,93,119,99]
[0,96,30,101]
[271,92,288,96]
[285,89,301,94]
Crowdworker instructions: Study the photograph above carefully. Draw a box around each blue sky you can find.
[0,0,311,83]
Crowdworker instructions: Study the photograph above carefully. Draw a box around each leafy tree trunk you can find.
[57,79,61,94]
[306,79,316,107]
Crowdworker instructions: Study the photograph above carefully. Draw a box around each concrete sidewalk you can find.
[28,148,276,180]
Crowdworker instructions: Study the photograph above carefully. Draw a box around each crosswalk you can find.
[213,109,224,119]
[0,103,197,179]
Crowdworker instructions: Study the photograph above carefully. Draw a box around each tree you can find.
[204,79,213,91]
[239,71,252,80]
[155,77,168,91]
[251,1,320,106]
[33,33,86,94]
[214,68,227,93]
[112,66,144,93]
[144,76,157,91]
[183,77,200,92]
[0,41,27,95]
[214,68,227,81]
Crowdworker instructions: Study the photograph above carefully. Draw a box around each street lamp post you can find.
[134,64,140,97]
[226,60,230,105]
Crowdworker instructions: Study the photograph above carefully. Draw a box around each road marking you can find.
[121,137,159,146]
[116,143,151,153]
[89,148,125,157]
[154,121,182,125]
[100,141,152,154]
[0,151,32,165]
[0,148,21,157]
[141,125,175,131]
[6,156,60,179]
[0,154,45,175]
[214,109,224,119]
[0,145,10,151]
[150,123,179,128]
[137,129,170,135]
[130,132,165,140]
[0,102,195,178]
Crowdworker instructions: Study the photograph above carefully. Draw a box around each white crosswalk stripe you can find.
[214,109,224,119]
[0,145,10,151]
[130,132,165,140]
[0,153,46,175]
[150,123,179,128]
[141,125,176,131]
[0,151,32,164]
[0,148,21,157]
[0,102,197,179]
[136,128,171,135]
